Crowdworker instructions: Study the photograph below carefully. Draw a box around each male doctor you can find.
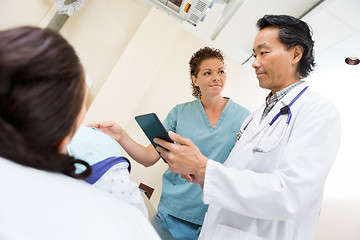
[155,14,341,240]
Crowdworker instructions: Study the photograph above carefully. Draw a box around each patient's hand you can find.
[87,121,125,143]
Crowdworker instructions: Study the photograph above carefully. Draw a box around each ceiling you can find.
[137,0,360,76]
[297,0,359,95]
[303,0,360,55]
[302,0,360,76]
[182,0,327,64]
[177,0,360,69]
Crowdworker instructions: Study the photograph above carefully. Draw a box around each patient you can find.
[0,26,159,239]
[67,124,148,217]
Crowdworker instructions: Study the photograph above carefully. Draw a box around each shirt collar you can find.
[265,80,305,106]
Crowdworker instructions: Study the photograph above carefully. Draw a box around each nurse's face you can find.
[252,26,300,94]
[192,58,226,98]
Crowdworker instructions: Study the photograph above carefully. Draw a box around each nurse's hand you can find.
[181,174,204,187]
[87,121,125,143]
[154,131,208,187]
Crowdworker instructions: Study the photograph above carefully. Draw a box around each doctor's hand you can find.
[154,131,208,187]
[87,121,126,143]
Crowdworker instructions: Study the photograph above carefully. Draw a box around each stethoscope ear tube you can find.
[245,86,308,153]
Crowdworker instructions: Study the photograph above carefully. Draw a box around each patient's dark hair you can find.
[257,14,315,78]
[0,26,91,179]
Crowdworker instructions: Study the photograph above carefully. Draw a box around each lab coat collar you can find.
[247,81,308,137]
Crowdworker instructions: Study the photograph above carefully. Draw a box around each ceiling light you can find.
[345,57,360,65]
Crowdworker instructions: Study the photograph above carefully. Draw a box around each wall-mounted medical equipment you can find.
[148,0,212,26]
[53,0,86,16]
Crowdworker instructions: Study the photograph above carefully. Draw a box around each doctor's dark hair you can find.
[256,14,315,78]
[189,46,225,98]
[0,26,91,179]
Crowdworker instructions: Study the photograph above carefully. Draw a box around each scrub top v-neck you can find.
[196,97,229,131]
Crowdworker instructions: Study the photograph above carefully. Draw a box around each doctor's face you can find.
[252,26,299,94]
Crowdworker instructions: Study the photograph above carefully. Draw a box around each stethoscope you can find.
[237,86,309,153]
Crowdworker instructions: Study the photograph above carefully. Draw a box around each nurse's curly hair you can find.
[189,47,225,98]
[0,26,91,179]
[257,14,315,78]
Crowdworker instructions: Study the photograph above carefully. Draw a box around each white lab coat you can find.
[0,157,161,240]
[199,82,341,240]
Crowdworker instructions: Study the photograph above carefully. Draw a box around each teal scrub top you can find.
[159,98,250,225]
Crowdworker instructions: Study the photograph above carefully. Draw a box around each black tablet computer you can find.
[135,113,174,162]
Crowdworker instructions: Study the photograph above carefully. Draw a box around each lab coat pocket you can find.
[213,224,264,240]
[250,134,285,172]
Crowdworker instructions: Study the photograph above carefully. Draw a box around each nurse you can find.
[155,14,341,240]
[89,47,250,239]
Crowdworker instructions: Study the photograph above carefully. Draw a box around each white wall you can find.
[59,0,150,106]
[0,0,54,29]
[84,7,184,206]
[307,48,360,240]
